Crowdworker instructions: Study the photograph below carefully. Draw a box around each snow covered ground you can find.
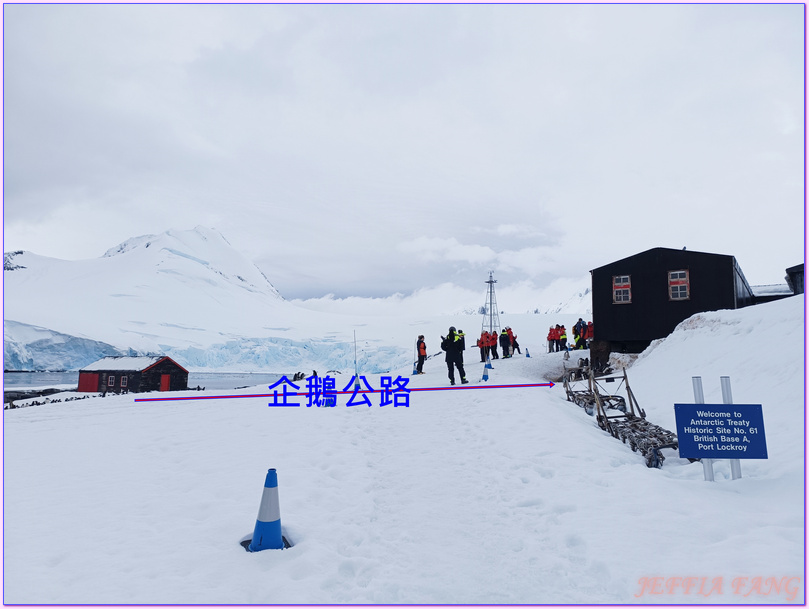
[3,296,804,604]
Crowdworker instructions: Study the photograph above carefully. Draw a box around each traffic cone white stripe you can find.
[256,486,281,523]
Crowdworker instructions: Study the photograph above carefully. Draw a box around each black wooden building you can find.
[785,264,804,295]
[590,247,755,355]
[78,356,188,393]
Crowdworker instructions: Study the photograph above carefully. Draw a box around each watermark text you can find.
[635,576,802,601]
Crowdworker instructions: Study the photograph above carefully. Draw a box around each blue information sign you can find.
[674,404,768,460]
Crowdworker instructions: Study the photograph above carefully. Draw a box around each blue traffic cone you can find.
[412,361,418,375]
[526,349,530,358]
[485,356,493,370]
[482,365,489,382]
[248,469,286,551]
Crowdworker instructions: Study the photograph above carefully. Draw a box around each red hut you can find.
[78,356,188,393]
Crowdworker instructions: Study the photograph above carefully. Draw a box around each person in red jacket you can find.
[506,327,514,354]
[416,335,427,374]
[488,330,499,359]
[511,329,521,355]
[547,327,556,353]
[477,332,488,362]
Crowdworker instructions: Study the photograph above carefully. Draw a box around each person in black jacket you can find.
[441,326,469,386]
[499,329,511,358]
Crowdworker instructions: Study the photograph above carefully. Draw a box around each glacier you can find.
[4,320,126,371]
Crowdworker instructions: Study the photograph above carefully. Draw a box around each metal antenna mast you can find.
[481,271,501,335]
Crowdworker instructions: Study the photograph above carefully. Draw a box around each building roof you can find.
[751,284,794,297]
[590,247,736,272]
[80,355,187,373]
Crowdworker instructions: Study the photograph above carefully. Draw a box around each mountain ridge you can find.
[4,226,593,371]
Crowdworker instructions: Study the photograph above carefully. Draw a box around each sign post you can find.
[691,376,713,482]
[676,376,767,482]
[721,376,743,480]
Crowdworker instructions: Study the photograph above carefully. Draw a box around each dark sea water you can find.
[3,371,284,391]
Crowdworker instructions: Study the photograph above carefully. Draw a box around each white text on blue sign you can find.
[673,404,768,459]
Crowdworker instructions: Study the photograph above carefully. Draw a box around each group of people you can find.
[415,326,522,386]
[547,325,567,352]
[476,327,520,362]
[417,327,471,385]
[572,318,594,350]
[547,318,594,352]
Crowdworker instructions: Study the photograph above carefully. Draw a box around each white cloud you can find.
[291,274,593,319]
[3,4,803,296]
[471,224,548,240]
[397,237,497,265]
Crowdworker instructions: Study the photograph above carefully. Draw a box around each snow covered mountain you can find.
[4,227,309,370]
[3,226,593,372]
[4,227,285,348]
[102,227,283,300]
[2,227,430,371]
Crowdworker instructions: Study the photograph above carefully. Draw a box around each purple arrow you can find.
[133,381,555,403]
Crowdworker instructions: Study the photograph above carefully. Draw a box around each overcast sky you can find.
[3,4,804,301]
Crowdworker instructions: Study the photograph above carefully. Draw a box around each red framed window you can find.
[108,375,115,387]
[668,270,690,300]
[613,275,631,304]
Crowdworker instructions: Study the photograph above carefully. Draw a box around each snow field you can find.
[3,296,805,604]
